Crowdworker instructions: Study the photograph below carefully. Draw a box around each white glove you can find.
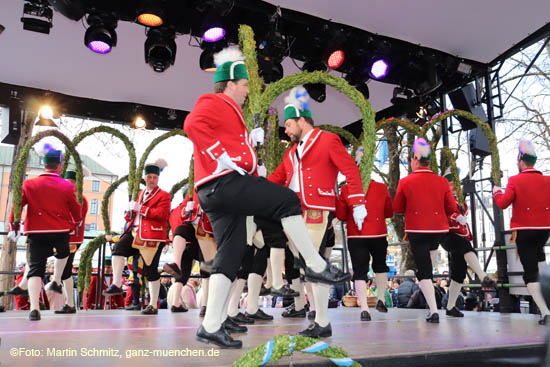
[492,186,502,195]
[456,214,468,226]
[7,230,20,242]
[250,127,265,146]
[128,201,141,212]
[257,164,267,178]
[185,201,194,212]
[213,152,246,175]
[353,205,368,231]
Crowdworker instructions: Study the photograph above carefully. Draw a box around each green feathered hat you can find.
[213,47,248,83]
[36,143,62,164]
[284,86,313,121]
[144,158,168,176]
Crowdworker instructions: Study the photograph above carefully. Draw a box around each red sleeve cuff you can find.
[204,141,225,161]
[139,206,149,217]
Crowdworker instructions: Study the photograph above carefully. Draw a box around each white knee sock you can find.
[173,237,186,269]
[527,282,550,317]
[291,278,306,311]
[305,282,316,311]
[312,283,330,327]
[221,280,238,324]
[200,278,209,308]
[430,250,438,271]
[270,248,285,290]
[148,280,160,308]
[375,273,388,302]
[18,265,30,290]
[53,257,68,284]
[418,279,438,314]
[538,261,547,275]
[112,255,125,287]
[265,261,273,289]
[63,278,74,307]
[228,278,245,317]
[28,276,42,312]
[202,274,231,333]
[246,273,263,314]
[355,280,369,312]
[446,280,462,311]
[281,215,326,272]
[464,251,487,280]
[169,282,183,307]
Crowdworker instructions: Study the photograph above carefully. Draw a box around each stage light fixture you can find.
[36,105,58,127]
[345,71,369,99]
[258,59,283,83]
[133,116,147,130]
[145,27,177,73]
[84,14,117,54]
[0,24,4,35]
[137,2,164,27]
[199,38,227,72]
[21,1,53,34]
[369,58,389,79]
[302,60,327,103]
[203,27,225,42]
[327,50,345,69]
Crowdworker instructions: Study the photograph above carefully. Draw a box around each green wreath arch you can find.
[62,126,137,196]
[440,147,465,207]
[12,130,84,224]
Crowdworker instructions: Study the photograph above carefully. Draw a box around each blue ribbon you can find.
[301,341,330,353]
[289,335,296,353]
[260,339,275,366]
[329,357,355,366]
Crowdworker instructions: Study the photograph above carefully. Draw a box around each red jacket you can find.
[448,198,473,241]
[393,167,459,233]
[84,274,124,310]
[169,190,200,231]
[184,93,258,188]
[125,186,171,242]
[336,181,393,238]
[70,196,88,247]
[493,168,550,230]
[268,128,364,211]
[10,171,81,234]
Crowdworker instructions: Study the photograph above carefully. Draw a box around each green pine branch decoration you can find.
[440,147,465,207]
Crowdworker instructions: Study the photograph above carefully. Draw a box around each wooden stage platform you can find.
[0,307,547,367]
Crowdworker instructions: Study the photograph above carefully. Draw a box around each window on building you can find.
[89,223,97,231]
[24,174,28,181]
[85,224,91,231]
[92,180,100,192]
[90,199,98,214]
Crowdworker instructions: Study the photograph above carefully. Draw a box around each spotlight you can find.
[137,2,164,27]
[201,12,226,43]
[84,14,117,54]
[133,116,147,130]
[257,28,287,83]
[303,60,327,103]
[327,50,345,69]
[203,27,225,42]
[0,24,4,35]
[345,71,369,99]
[369,58,389,80]
[36,105,58,127]
[21,1,53,34]
[200,38,227,72]
[258,59,283,83]
[145,27,177,73]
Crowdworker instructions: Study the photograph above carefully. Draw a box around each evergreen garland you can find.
[62,126,137,196]
[133,129,187,199]
[239,24,264,132]
[77,234,107,293]
[12,130,83,223]
[188,158,194,199]
[101,175,128,235]
[169,178,189,199]
[440,147,465,207]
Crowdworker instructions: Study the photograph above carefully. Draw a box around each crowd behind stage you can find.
[6,257,514,316]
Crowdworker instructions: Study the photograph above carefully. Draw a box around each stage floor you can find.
[0,307,546,367]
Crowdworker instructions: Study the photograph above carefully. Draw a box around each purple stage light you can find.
[202,27,225,42]
[370,59,389,79]
[88,40,111,54]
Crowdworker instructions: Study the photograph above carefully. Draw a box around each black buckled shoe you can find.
[282,306,306,318]
[0,305,5,312]
[102,284,123,295]
[7,285,28,296]
[539,315,550,325]
[446,307,464,318]
[171,305,188,313]
[271,285,299,298]
[360,311,371,321]
[54,304,76,314]
[45,281,63,295]
[199,306,206,317]
[163,263,182,279]
[223,318,248,333]
[298,322,332,338]
[426,312,440,323]
[141,305,158,315]
[196,325,242,349]
[245,309,273,321]
[481,276,496,288]
[304,263,351,285]
[230,312,255,324]
[29,309,41,321]
[125,304,141,311]
[307,310,316,320]
[376,300,388,313]
[259,286,271,296]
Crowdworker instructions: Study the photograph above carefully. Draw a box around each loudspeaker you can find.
[469,126,491,157]
[1,98,23,145]
[449,83,487,131]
